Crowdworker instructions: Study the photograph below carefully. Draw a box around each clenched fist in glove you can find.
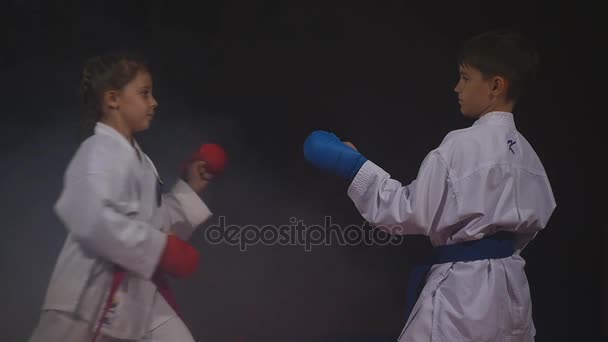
[303,130,367,181]
[158,234,200,278]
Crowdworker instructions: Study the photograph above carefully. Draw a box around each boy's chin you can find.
[460,109,481,119]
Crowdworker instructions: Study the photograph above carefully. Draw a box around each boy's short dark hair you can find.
[458,29,540,102]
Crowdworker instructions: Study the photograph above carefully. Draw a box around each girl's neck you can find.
[100,116,133,143]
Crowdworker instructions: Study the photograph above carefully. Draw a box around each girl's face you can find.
[110,70,158,134]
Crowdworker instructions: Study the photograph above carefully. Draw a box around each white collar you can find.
[94,121,142,152]
[472,111,515,127]
[94,122,162,181]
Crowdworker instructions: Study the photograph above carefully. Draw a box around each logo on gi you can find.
[507,139,516,154]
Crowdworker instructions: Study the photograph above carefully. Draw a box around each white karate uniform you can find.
[347,112,556,341]
[29,122,212,341]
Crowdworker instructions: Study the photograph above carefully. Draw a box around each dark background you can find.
[1,1,602,341]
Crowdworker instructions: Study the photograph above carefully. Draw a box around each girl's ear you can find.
[103,90,120,110]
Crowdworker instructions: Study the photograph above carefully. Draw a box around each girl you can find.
[29,52,212,341]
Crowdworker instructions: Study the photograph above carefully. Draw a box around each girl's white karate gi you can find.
[29,122,212,341]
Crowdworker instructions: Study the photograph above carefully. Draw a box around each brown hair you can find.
[79,52,148,138]
[458,29,540,102]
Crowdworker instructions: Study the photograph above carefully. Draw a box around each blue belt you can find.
[404,232,515,321]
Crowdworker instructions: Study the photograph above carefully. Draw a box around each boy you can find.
[304,29,556,341]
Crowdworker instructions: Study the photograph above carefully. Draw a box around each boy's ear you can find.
[491,76,509,97]
[103,90,120,110]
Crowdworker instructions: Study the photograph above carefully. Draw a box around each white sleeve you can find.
[54,171,167,280]
[347,151,457,236]
[159,179,213,240]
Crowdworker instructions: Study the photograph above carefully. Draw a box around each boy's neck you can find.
[479,100,514,118]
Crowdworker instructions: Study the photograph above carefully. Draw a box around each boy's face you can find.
[454,64,494,119]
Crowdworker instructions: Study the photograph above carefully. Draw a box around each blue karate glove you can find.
[303,130,368,180]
